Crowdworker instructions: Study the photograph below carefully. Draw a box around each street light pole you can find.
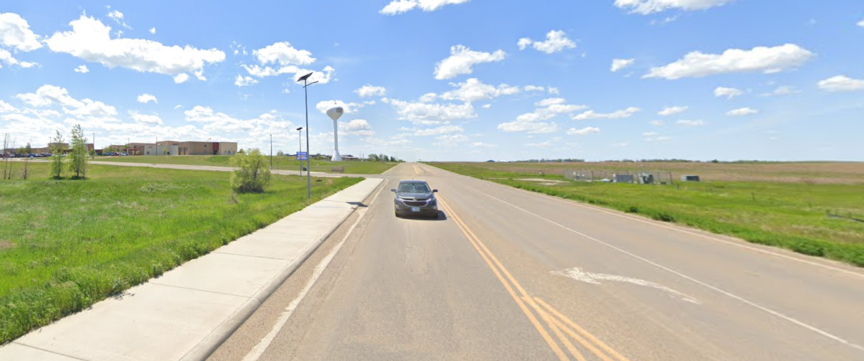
[270,134,273,170]
[298,72,317,199]
[296,127,303,176]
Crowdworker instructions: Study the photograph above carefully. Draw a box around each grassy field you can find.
[97,155,398,174]
[0,162,361,344]
[430,162,864,267]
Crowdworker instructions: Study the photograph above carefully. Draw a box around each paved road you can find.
[211,163,864,361]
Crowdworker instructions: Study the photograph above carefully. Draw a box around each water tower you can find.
[326,106,344,161]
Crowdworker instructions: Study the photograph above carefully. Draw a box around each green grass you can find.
[97,155,398,174]
[429,162,864,267]
[0,162,362,344]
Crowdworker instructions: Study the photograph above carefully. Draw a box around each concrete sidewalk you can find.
[0,178,384,361]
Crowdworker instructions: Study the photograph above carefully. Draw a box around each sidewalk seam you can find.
[12,342,91,361]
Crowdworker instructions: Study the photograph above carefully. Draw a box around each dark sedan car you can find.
[392,180,438,218]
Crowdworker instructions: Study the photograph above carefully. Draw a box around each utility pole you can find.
[270,134,273,170]
[298,72,318,199]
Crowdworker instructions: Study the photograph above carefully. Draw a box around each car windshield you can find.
[398,183,430,193]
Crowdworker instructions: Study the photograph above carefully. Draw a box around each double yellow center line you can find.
[437,195,630,361]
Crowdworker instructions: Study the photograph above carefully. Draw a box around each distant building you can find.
[341,154,357,161]
[155,141,238,156]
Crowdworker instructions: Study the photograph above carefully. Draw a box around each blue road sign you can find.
[297,151,308,160]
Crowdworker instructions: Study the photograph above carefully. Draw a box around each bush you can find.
[230,149,271,193]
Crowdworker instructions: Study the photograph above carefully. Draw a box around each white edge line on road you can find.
[241,184,386,361]
[468,186,864,353]
[448,169,864,280]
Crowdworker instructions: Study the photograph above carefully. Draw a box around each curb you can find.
[180,178,385,361]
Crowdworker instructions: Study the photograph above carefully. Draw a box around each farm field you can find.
[430,161,864,267]
[97,155,398,174]
[0,162,361,344]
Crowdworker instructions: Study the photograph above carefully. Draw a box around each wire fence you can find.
[563,169,676,185]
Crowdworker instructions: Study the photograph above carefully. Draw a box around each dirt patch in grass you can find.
[0,242,15,250]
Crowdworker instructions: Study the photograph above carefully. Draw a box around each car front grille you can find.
[403,201,427,207]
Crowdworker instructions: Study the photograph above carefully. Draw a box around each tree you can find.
[277,150,284,156]
[67,124,89,179]
[389,156,396,162]
[50,130,65,179]
[230,149,271,193]
[368,154,379,162]
[24,143,32,155]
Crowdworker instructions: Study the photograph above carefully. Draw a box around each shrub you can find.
[230,149,271,193]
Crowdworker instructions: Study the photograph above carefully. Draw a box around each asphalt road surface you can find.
[210,163,864,361]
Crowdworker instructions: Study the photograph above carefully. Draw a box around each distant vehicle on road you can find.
[392,180,439,219]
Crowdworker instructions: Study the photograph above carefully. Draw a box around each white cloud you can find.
[316,100,373,115]
[566,126,600,136]
[106,10,130,29]
[433,133,470,147]
[676,119,705,127]
[388,99,476,125]
[858,19,864,28]
[548,87,560,95]
[517,30,576,54]
[611,142,629,147]
[129,111,163,125]
[611,58,634,72]
[482,104,491,109]
[413,125,463,136]
[526,137,561,148]
[524,85,545,92]
[649,120,664,126]
[417,93,437,103]
[714,86,743,99]
[726,107,758,116]
[254,41,315,66]
[471,142,497,148]
[243,63,335,84]
[74,65,89,73]
[0,12,43,51]
[380,0,420,15]
[434,45,506,80]
[137,93,157,104]
[817,75,864,92]
[573,107,640,120]
[16,85,118,118]
[380,0,471,15]
[535,97,566,107]
[149,27,156,34]
[499,98,586,134]
[354,85,386,98]
[174,105,182,109]
[183,106,295,137]
[645,44,813,80]
[0,100,17,113]
[173,73,189,84]
[439,78,520,103]
[762,85,797,96]
[497,119,558,134]
[614,0,737,15]
[643,132,672,142]
[45,15,225,81]
[658,106,687,116]
[339,119,374,137]
[234,75,259,87]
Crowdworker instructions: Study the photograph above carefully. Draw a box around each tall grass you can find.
[0,163,361,344]
[431,163,864,267]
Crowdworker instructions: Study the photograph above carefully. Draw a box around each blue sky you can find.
[1,0,863,161]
